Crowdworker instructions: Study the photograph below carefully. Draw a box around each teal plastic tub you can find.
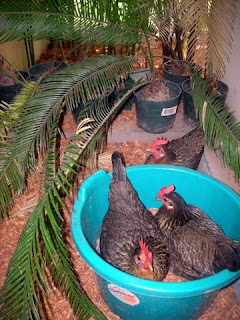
[71,165,240,320]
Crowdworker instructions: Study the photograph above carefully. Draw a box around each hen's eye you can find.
[163,198,167,202]
[137,256,141,261]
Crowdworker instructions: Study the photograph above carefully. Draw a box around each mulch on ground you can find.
[0,108,240,320]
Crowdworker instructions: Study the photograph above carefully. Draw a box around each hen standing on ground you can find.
[154,185,240,280]
[99,151,169,281]
[145,126,204,169]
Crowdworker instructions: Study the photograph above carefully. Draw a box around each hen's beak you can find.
[147,264,153,272]
[155,196,162,202]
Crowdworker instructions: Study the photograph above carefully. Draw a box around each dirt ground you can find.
[0,107,240,320]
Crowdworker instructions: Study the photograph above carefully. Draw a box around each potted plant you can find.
[28,61,68,81]
[0,1,239,319]
[0,57,29,105]
[182,76,229,126]
[163,60,202,87]
[134,78,182,133]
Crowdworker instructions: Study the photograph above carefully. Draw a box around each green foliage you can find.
[180,0,238,77]
[191,71,240,180]
[0,55,137,220]
[0,0,148,47]
[0,49,144,318]
[0,1,239,319]
[0,82,37,220]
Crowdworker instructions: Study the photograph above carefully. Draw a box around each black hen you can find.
[145,126,204,169]
[154,185,240,280]
[100,151,169,281]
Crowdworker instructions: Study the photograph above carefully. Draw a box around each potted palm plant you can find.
[0,56,29,105]
[182,77,229,126]
[134,78,182,133]
[163,60,202,87]
[0,1,239,319]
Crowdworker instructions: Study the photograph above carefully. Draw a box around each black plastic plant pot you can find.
[128,68,151,82]
[216,80,229,103]
[0,71,29,107]
[182,79,199,126]
[28,62,68,81]
[113,78,135,110]
[182,79,229,127]
[163,60,202,87]
[72,100,84,124]
[113,68,151,111]
[134,79,182,134]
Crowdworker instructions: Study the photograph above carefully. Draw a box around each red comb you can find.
[138,237,149,259]
[158,185,175,198]
[151,137,169,150]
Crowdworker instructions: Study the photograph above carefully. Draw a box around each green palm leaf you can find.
[0,82,37,220]
[0,55,137,220]
[0,82,145,319]
[181,0,238,77]
[0,0,149,46]
[191,71,240,180]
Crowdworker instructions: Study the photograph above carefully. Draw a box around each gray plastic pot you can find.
[134,79,182,133]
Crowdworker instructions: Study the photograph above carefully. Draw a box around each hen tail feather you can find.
[214,241,240,273]
[112,151,126,182]
[233,240,240,254]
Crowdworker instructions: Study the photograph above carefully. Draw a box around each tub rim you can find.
[71,165,240,298]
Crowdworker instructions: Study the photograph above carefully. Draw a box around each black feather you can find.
[100,151,169,280]
[112,151,126,182]
[145,126,204,169]
[155,189,240,279]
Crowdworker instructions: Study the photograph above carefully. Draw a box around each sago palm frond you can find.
[207,0,237,77]
[0,82,38,220]
[0,83,145,320]
[0,0,148,47]
[180,0,238,77]
[150,0,182,43]
[0,55,137,220]
[191,71,240,180]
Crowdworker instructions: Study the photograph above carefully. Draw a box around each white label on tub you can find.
[108,284,140,306]
[161,106,178,116]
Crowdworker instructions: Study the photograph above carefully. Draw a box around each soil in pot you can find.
[134,79,181,134]
[163,60,202,88]
[165,60,189,76]
[139,81,171,102]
